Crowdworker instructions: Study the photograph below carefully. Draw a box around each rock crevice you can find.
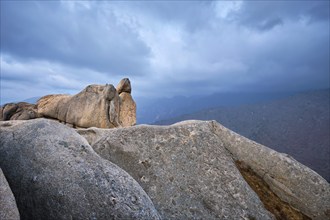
[211,120,330,220]
[235,160,311,220]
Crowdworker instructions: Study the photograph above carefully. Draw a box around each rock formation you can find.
[79,121,274,219]
[37,84,121,128]
[116,77,132,94]
[0,102,38,121]
[0,78,137,129]
[78,120,330,220]
[212,121,330,220]
[0,168,20,220]
[116,78,136,127]
[0,119,160,220]
[1,117,329,219]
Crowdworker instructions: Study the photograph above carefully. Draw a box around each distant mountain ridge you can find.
[22,96,41,104]
[136,91,297,124]
[155,89,330,182]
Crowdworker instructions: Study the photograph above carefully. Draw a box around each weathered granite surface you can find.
[0,119,160,220]
[78,120,330,220]
[1,78,137,129]
[0,168,20,220]
[80,121,274,220]
[212,121,330,220]
[37,84,121,128]
[1,118,327,220]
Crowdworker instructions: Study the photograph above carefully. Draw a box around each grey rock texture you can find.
[81,121,274,219]
[0,119,160,220]
[0,168,20,220]
[155,89,330,182]
[76,127,114,146]
[212,121,330,220]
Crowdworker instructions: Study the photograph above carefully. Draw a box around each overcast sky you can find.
[1,1,329,104]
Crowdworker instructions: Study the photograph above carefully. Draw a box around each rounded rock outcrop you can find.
[37,84,120,128]
[1,78,137,129]
[116,78,132,94]
[0,119,160,220]
[0,102,39,121]
[79,121,274,220]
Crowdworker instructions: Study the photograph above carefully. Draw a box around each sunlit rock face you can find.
[0,78,137,129]
[37,84,121,128]
[116,78,136,127]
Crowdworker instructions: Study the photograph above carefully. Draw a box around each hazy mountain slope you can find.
[155,89,330,182]
[136,92,295,124]
[22,96,41,104]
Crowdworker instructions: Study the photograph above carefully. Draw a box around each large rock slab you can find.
[37,84,120,128]
[79,121,274,219]
[0,168,20,220]
[212,121,330,220]
[0,119,160,220]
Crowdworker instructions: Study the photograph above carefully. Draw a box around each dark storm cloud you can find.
[0,1,329,104]
[115,1,214,32]
[255,17,283,31]
[231,1,329,30]
[1,1,151,75]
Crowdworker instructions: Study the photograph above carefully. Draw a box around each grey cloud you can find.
[256,17,283,31]
[231,1,329,30]
[114,1,215,32]
[307,1,330,22]
[0,1,329,105]
[1,1,151,75]
[116,1,329,32]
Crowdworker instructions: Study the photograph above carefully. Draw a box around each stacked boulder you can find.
[116,78,137,127]
[0,78,136,128]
